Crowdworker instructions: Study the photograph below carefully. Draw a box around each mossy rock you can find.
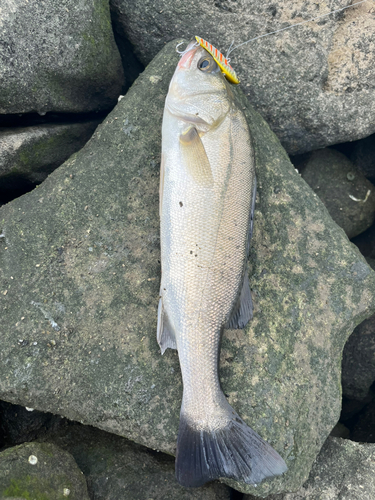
[0,0,124,114]
[0,442,89,500]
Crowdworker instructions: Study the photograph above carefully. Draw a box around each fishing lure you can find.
[195,36,240,84]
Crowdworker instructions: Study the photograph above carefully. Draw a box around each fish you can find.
[158,39,287,488]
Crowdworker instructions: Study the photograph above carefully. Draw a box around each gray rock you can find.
[351,133,375,183]
[300,148,375,239]
[342,314,375,401]
[110,0,375,154]
[0,122,101,191]
[42,424,232,499]
[244,437,375,500]
[0,40,375,496]
[0,0,124,114]
[367,257,375,271]
[0,441,89,500]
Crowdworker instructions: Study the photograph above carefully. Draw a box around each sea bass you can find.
[158,40,287,487]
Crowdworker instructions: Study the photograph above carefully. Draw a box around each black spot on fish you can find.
[179,201,183,207]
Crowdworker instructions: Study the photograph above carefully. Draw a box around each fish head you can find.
[166,40,233,130]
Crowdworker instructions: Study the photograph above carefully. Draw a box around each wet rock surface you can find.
[342,314,375,401]
[300,148,375,239]
[41,424,232,500]
[0,0,124,115]
[1,40,375,497]
[110,0,375,154]
[0,441,89,500]
[243,437,375,500]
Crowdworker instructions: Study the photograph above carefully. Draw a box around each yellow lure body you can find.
[195,36,240,84]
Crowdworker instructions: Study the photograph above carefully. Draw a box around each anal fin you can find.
[157,296,177,354]
[225,271,253,329]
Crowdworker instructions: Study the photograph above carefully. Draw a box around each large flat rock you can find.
[110,0,375,154]
[1,41,375,496]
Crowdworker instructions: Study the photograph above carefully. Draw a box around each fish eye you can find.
[197,56,218,73]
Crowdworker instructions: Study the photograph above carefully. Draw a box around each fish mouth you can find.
[177,40,200,70]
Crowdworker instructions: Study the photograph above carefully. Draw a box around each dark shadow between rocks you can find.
[0,111,108,128]
[339,387,375,441]
[0,399,72,451]
[110,7,145,92]
[351,221,375,260]
[0,179,39,207]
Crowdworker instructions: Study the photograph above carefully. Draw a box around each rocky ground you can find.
[1,1,375,499]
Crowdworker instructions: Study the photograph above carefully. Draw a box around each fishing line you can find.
[176,41,198,55]
[226,0,371,58]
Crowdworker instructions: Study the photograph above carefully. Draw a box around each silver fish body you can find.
[159,41,287,487]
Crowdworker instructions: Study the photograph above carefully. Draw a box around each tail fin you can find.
[175,409,287,487]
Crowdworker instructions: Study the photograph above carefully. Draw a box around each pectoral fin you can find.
[179,127,213,187]
[157,296,177,354]
[225,272,253,329]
